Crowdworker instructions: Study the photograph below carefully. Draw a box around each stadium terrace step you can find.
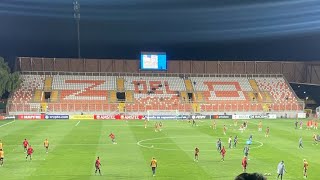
[41,102,47,112]
[249,79,260,92]
[50,91,59,102]
[184,79,194,92]
[117,78,125,91]
[194,92,204,103]
[109,91,117,103]
[118,102,125,112]
[125,91,134,103]
[192,103,200,112]
[33,90,42,102]
[180,91,189,102]
[44,77,53,91]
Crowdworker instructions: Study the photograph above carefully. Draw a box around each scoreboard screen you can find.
[140,52,167,70]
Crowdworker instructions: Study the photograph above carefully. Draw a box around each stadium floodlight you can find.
[73,0,81,59]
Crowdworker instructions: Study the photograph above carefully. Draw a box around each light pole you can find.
[74,0,81,59]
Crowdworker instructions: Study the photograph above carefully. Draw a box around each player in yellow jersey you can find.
[44,139,49,153]
[303,159,308,179]
[0,140,3,149]
[212,120,216,129]
[150,157,157,177]
[258,121,262,131]
[144,120,147,128]
[0,148,4,166]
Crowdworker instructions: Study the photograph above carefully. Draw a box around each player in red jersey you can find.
[307,120,312,130]
[313,120,318,130]
[26,145,34,161]
[95,157,102,175]
[242,156,248,173]
[220,146,226,161]
[194,147,199,162]
[23,139,29,152]
[109,133,116,144]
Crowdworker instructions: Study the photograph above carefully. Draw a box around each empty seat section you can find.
[9,74,302,113]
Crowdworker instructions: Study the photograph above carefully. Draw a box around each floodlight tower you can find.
[74,0,81,58]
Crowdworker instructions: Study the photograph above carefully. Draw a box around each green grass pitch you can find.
[0,119,319,180]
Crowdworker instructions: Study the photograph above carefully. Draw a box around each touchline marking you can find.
[6,143,136,147]
[136,136,264,152]
[75,121,80,126]
[0,120,15,128]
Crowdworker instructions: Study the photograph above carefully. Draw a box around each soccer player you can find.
[243,121,247,130]
[299,137,303,149]
[265,127,270,137]
[277,160,287,180]
[295,120,298,129]
[220,146,226,161]
[0,140,3,150]
[313,133,318,145]
[242,156,247,173]
[159,122,163,131]
[234,135,238,148]
[212,120,216,130]
[306,121,310,130]
[154,122,158,132]
[0,148,4,166]
[95,157,102,175]
[249,134,253,142]
[192,118,196,127]
[144,120,147,129]
[239,124,244,133]
[258,120,262,131]
[299,120,303,129]
[109,132,116,144]
[234,119,238,127]
[150,157,157,177]
[303,159,308,179]
[194,147,199,162]
[26,145,34,161]
[314,120,318,130]
[228,136,232,149]
[244,145,250,158]
[223,125,226,135]
[23,139,29,152]
[44,139,49,153]
[217,138,222,151]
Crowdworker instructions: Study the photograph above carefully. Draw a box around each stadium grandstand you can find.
[7,57,320,117]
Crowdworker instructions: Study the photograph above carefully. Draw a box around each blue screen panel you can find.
[140,52,167,70]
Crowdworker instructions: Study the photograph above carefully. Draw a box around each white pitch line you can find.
[75,121,80,126]
[136,136,264,151]
[0,120,15,128]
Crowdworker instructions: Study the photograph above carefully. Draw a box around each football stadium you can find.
[1,1,320,180]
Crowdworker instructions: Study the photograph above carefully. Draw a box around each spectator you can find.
[234,173,266,180]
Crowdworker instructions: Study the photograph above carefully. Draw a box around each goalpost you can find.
[146,110,180,120]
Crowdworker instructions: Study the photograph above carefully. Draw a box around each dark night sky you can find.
[1,0,320,65]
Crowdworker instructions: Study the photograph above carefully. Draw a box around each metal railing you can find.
[19,71,284,78]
